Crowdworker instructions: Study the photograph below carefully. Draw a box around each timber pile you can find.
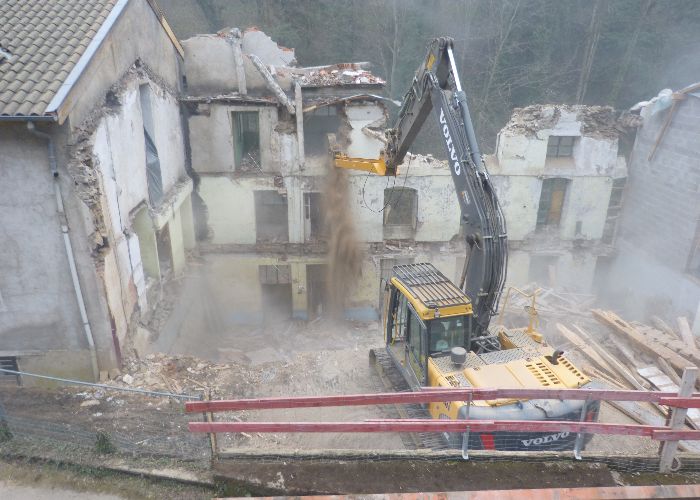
[552,308,699,450]
[502,284,596,320]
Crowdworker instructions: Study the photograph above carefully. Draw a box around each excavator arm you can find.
[336,37,508,338]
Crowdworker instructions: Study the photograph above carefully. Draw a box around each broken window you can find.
[139,84,163,205]
[304,105,341,156]
[602,177,627,244]
[536,178,569,229]
[304,192,324,241]
[232,111,260,172]
[258,264,292,285]
[259,265,292,323]
[254,190,289,243]
[687,220,700,279]
[546,136,576,157]
[383,188,417,227]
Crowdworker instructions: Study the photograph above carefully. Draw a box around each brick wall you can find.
[609,93,700,319]
[621,95,700,273]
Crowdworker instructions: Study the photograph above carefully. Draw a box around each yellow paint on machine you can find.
[426,339,590,419]
[333,153,392,176]
[390,277,472,321]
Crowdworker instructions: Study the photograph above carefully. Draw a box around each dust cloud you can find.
[323,162,363,318]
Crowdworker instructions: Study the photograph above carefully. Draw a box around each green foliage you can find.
[95,431,116,454]
[0,419,12,443]
[161,0,700,154]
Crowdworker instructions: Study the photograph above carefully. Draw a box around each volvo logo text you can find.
[521,431,570,447]
[439,108,461,177]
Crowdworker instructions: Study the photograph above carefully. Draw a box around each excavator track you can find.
[370,348,450,451]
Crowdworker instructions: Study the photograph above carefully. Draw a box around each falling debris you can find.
[323,163,364,318]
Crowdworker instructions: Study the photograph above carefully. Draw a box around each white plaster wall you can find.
[344,157,461,243]
[494,132,548,175]
[182,36,269,95]
[560,177,612,239]
[491,175,540,241]
[147,83,188,193]
[92,79,189,339]
[199,176,278,245]
[344,104,386,158]
[94,82,187,217]
[189,104,290,174]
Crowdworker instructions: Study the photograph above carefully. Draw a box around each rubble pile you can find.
[299,67,385,87]
[502,104,620,139]
[111,352,259,397]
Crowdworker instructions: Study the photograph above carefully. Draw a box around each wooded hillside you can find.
[160,0,700,152]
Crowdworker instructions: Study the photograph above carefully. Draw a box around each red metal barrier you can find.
[185,387,700,413]
[189,419,657,437]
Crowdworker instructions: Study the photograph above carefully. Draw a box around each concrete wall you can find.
[181,29,297,97]
[189,104,293,174]
[608,94,700,321]
[197,155,462,247]
[0,124,106,380]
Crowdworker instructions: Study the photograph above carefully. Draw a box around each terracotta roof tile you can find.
[0,0,118,117]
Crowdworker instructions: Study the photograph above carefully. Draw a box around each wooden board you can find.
[556,323,617,379]
[592,310,697,374]
[638,366,700,430]
[598,381,700,454]
[678,317,697,351]
[572,324,646,391]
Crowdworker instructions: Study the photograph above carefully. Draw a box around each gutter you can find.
[26,122,100,382]
[0,114,56,122]
[45,0,131,120]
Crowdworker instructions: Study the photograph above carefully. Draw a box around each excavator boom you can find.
[335,37,507,340]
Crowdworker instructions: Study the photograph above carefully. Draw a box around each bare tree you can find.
[576,0,604,104]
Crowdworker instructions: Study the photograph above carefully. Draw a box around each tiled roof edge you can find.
[45,0,131,120]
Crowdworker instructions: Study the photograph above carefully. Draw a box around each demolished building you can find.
[488,105,628,292]
[3,4,687,380]
[178,28,469,327]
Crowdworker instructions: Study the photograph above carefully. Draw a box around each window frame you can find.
[536,177,570,229]
[546,135,576,158]
[383,187,418,228]
[232,110,261,170]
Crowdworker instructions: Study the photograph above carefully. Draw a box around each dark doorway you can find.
[307,264,328,320]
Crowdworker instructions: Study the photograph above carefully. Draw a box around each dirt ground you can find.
[0,457,215,500]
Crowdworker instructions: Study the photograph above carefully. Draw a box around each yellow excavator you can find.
[334,38,599,451]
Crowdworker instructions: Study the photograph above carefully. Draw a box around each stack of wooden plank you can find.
[592,310,700,378]
[553,309,700,452]
[502,284,596,320]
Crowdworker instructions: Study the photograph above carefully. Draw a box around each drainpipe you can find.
[27,122,100,381]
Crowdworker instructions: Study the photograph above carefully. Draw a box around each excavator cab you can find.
[382,263,473,387]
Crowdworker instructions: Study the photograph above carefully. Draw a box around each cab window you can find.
[408,309,427,363]
[429,316,466,353]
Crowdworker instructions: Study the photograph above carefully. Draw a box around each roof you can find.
[0,0,183,121]
[391,263,472,321]
[0,0,118,118]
